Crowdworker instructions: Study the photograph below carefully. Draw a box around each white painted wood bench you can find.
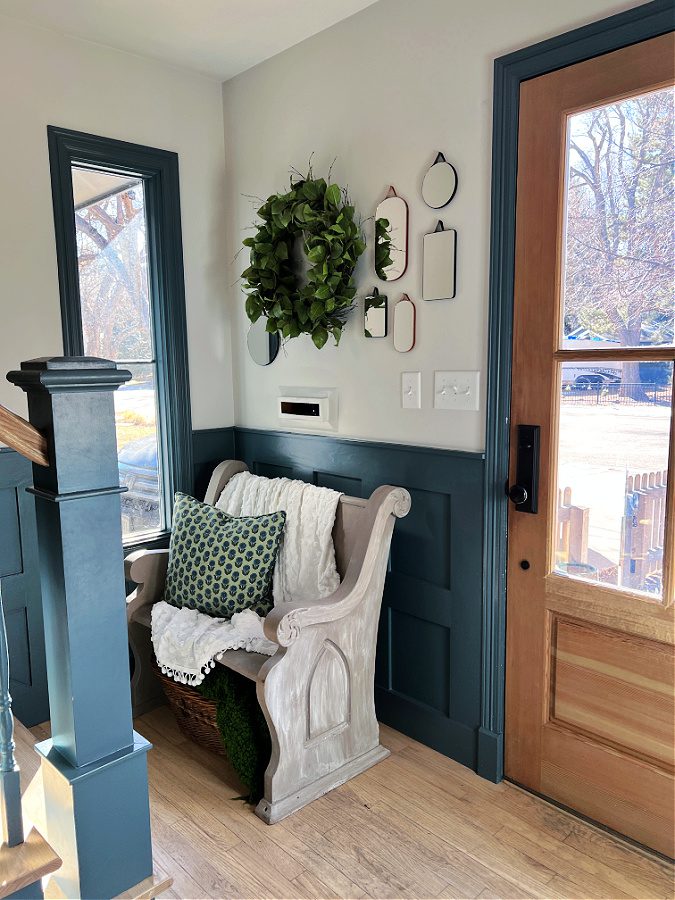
[125,460,411,823]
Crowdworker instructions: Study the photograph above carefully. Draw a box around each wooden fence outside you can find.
[557,470,666,595]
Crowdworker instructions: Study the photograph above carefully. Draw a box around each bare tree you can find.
[75,186,152,366]
[563,86,674,397]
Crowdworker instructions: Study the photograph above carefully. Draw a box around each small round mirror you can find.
[421,153,458,209]
[247,319,280,366]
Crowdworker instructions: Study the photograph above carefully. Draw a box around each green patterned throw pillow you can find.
[164,492,285,618]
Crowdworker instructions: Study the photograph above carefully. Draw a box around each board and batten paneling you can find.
[226,427,485,770]
[2,427,486,771]
[0,448,48,725]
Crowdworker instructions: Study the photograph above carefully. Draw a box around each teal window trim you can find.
[46,126,193,549]
[481,0,674,782]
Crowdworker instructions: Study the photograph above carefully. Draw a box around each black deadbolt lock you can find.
[508,424,540,514]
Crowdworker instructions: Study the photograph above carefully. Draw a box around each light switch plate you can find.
[401,372,421,409]
[434,371,480,411]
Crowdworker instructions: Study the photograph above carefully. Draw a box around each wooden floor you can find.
[25,709,673,900]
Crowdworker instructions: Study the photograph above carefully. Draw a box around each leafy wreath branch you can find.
[242,170,365,349]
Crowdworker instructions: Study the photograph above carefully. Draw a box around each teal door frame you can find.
[480,0,674,781]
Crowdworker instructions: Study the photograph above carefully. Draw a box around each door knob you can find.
[508,484,529,506]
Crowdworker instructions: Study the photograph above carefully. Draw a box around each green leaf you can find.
[309,300,324,322]
[280,207,292,228]
[307,245,326,263]
[312,326,329,349]
[242,237,255,248]
[265,318,278,334]
[314,285,332,300]
[324,183,341,209]
[275,241,288,260]
[245,294,262,322]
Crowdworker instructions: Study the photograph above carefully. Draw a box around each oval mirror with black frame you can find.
[247,318,280,366]
[421,152,458,209]
[375,187,408,282]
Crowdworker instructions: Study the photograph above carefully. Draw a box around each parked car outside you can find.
[118,436,161,537]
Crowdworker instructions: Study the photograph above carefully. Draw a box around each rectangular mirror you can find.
[364,288,388,338]
[423,223,456,301]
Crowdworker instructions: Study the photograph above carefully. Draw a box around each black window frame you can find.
[47,126,193,550]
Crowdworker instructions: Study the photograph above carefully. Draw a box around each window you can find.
[48,127,192,546]
[554,86,674,597]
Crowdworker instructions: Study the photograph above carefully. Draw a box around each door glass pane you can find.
[72,166,153,361]
[114,364,162,540]
[555,361,672,597]
[561,86,674,349]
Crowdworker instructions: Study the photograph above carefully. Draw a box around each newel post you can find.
[7,358,153,899]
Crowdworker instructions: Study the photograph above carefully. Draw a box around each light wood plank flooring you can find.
[24,709,673,899]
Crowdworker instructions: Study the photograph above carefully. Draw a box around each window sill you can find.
[123,531,170,555]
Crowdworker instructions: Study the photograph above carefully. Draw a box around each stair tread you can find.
[0,826,61,899]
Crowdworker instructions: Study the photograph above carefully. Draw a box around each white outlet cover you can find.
[401,372,421,409]
[434,371,480,411]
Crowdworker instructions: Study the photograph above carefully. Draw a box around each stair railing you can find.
[0,404,49,468]
[0,400,46,852]
[0,584,23,849]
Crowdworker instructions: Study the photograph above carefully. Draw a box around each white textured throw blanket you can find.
[152,472,342,685]
[216,471,342,605]
[152,602,277,686]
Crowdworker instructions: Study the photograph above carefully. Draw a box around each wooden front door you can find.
[505,33,675,857]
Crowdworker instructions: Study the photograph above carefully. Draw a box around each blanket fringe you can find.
[158,656,217,687]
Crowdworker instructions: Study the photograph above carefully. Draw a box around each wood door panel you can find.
[505,31,675,855]
[541,726,674,858]
[550,617,674,768]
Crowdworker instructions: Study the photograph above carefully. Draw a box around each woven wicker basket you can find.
[152,660,225,756]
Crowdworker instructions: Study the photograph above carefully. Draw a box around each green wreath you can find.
[242,173,365,348]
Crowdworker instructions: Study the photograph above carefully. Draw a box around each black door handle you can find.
[508,484,529,506]
[509,424,540,514]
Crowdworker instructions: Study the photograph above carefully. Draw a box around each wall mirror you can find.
[364,287,388,338]
[375,187,408,281]
[393,295,416,352]
[247,318,280,365]
[421,152,458,209]
[423,221,457,301]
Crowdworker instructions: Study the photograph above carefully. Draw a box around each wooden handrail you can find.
[0,404,49,467]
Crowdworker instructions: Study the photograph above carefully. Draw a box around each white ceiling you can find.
[0,0,380,81]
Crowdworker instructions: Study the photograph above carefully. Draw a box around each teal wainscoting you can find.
[0,448,48,726]
[204,427,487,772]
[2,427,487,773]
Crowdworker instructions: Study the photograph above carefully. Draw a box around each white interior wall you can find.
[223,0,641,452]
[0,16,233,430]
